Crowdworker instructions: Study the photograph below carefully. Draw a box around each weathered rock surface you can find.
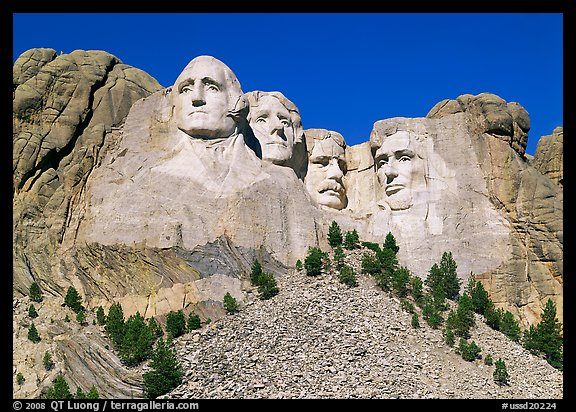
[164,252,563,399]
[532,126,563,187]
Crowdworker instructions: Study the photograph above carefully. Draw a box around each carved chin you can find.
[317,191,346,210]
[382,191,413,211]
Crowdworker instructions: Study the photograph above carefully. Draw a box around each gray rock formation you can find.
[532,126,563,187]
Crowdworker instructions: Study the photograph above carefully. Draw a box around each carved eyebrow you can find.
[394,148,415,157]
[176,76,223,92]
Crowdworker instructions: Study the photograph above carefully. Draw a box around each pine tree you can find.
[453,293,475,339]
[29,281,43,303]
[142,337,183,399]
[187,313,201,331]
[466,277,491,316]
[105,302,125,350]
[120,312,155,366]
[500,311,521,342]
[392,266,410,297]
[44,375,73,399]
[333,246,345,270]
[16,372,25,385]
[75,386,87,399]
[338,264,358,288]
[411,313,420,329]
[444,327,455,347]
[43,351,54,371]
[484,354,493,366]
[410,276,425,307]
[459,338,481,361]
[166,310,187,338]
[493,358,509,385]
[223,293,239,314]
[64,286,83,314]
[327,220,343,248]
[96,306,106,325]
[343,229,360,250]
[28,304,38,318]
[250,259,263,286]
[86,385,100,399]
[361,252,381,276]
[523,299,563,370]
[383,232,399,254]
[295,259,303,271]
[28,322,41,343]
[304,247,325,277]
[76,311,87,325]
[148,317,164,338]
[439,251,461,300]
[258,272,279,299]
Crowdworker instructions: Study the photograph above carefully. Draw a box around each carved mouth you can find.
[385,184,404,195]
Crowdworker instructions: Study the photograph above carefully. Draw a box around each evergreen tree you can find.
[16,372,25,385]
[523,299,563,370]
[86,385,100,399]
[28,322,41,343]
[376,247,398,275]
[459,338,481,361]
[76,310,87,325]
[166,310,187,338]
[444,327,455,347]
[29,281,43,303]
[383,232,399,254]
[343,229,360,250]
[96,306,106,326]
[105,302,125,349]
[361,252,381,276]
[361,241,381,253]
[411,313,420,329]
[187,313,201,331]
[258,272,280,299]
[120,312,155,366]
[43,351,54,371]
[223,293,239,314]
[295,259,303,271]
[410,276,425,307]
[142,337,183,399]
[484,354,493,366]
[493,358,509,386]
[250,259,263,286]
[148,317,164,338]
[304,247,325,277]
[422,299,443,328]
[75,386,87,399]
[453,293,475,339]
[28,304,38,319]
[333,246,345,270]
[44,375,73,399]
[64,286,83,314]
[484,303,503,331]
[439,251,461,300]
[466,277,491,316]
[392,266,410,297]
[338,264,358,288]
[500,311,521,342]
[327,220,343,248]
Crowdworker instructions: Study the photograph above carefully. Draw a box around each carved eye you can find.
[377,158,388,168]
[280,118,292,127]
[399,155,412,162]
[181,85,193,93]
[205,83,220,93]
[255,116,268,124]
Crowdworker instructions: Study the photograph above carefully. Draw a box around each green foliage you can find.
[410,276,425,307]
[250,259,263,286]
[86,385,100,399]
[96,306,106,325]
[187,313,201,331]
[258,272,280,299]
[392,266,411,297]
[44,374,73,399]
[120,312,155,366]
[411,313,420,329]
[43,351,54,371]
[328,220,343,247]
[376,248,398,275]
[425,252,461,302]
[400,299,415,314]
[422,300,443,329]
[28,322,41,343]
[466,277,492,316]
[444,328,455,347]
[361,241,381,253]
[28,304,38,318]
[64,286,84,314]
[374,270,393,292]
[75,387,87,399]
[484,303,503,331]
[484,354,493,366]
[64,314,70,322]
[361,252,381,276]
[166,310,187,338]
[142,337,183,399]
[343,229,360,250]
[383,232,399,254]
[459,338,481,362]
[338,264,358,288]
[105,302,125,349]
[304,246,325,277]
[223,293,239,314]
[522,299,563,370]
[295,259,303,271]
[493,358,509,386]
[500,311,521,342]
[17,372,25,385]
[76,311,87,325]
[333,246,345,270]
[452,293,476,339]
[29,281,43,303]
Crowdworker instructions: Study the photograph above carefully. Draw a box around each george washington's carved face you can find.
[173,56,240,139]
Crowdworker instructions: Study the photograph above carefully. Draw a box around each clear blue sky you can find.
[13,12,563,155]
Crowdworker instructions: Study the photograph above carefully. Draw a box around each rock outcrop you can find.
[13,50,562,398]
[532,126,563,187]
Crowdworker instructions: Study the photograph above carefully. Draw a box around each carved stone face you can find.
[374,130,426,211]
[249,94,296,165]
[305,136,347,210]
[173,57,237,139]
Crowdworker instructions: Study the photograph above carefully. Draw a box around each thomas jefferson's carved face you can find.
[374,130,425,211]
[305,136,347,210]
[173,57,237,139]
[249,95,295,165]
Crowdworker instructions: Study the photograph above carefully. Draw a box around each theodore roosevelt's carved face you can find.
[305,132,347,210]
[374,130,426,211]
[173,56,242,139]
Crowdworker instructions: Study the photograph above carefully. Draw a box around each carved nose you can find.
[326,160,343,180]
